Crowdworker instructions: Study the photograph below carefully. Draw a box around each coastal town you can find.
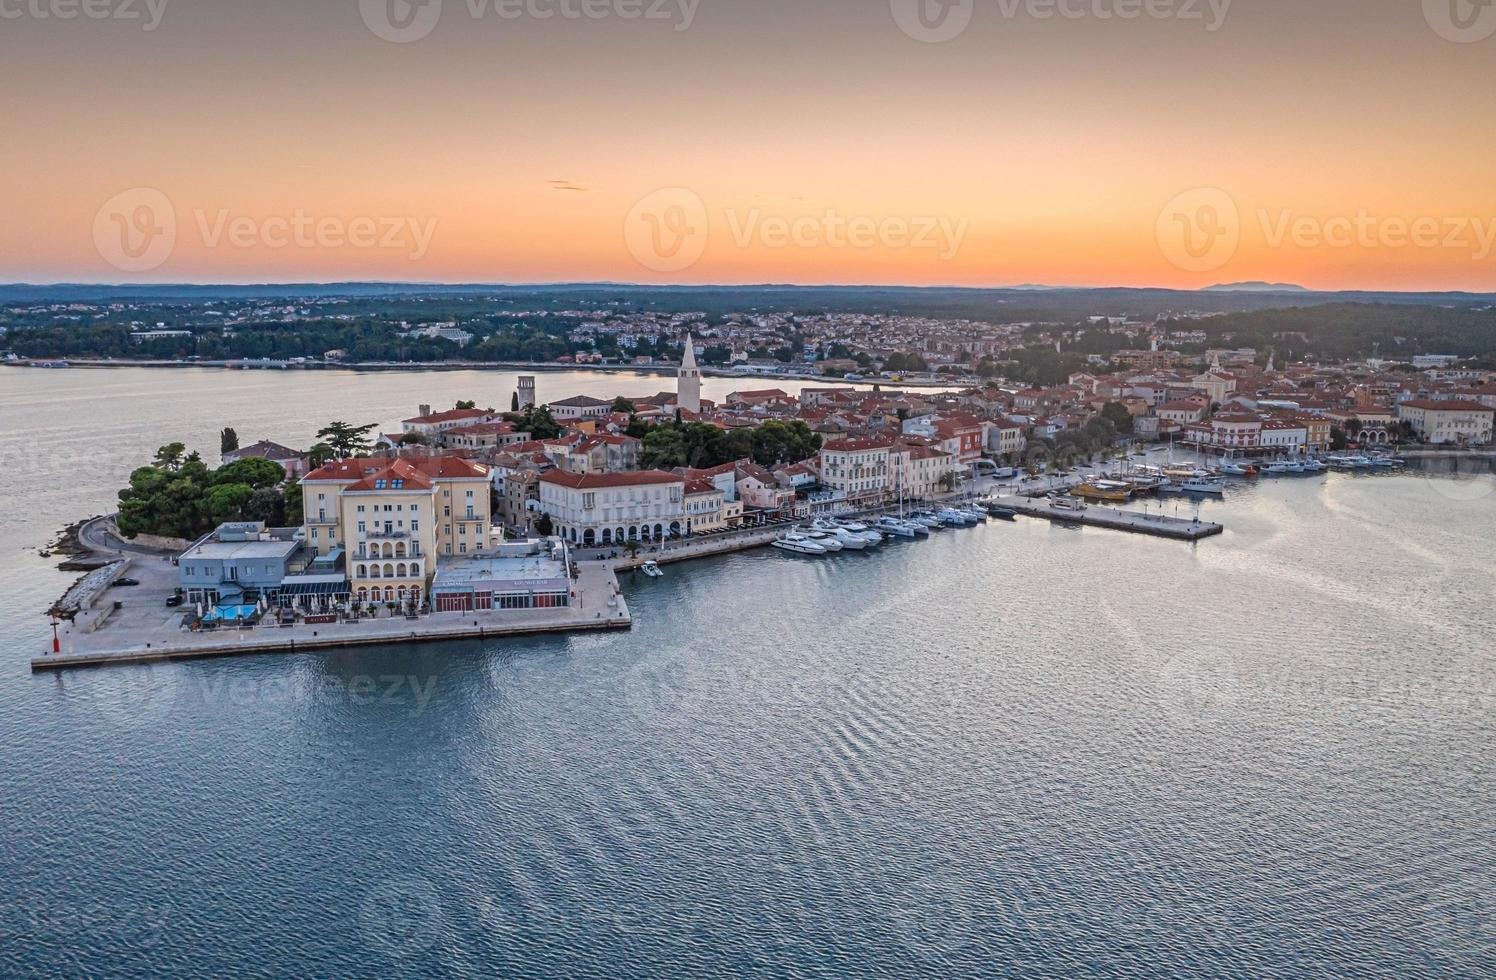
[34,326,1495,670]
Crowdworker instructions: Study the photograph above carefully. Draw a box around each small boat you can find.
[809,520,868,550]
[876,516,920,538]
[960,506,989,523]
[832,519,884,544]
[908,512,943,529]
[1218,461,1255,477]
[801,529,844,551]
[773,532,827,555]
[1369,456,1402,469]
[938,508,973,527]
[640,561,663,578]
[1161,477,1226,495]
[1300,459,1328,473]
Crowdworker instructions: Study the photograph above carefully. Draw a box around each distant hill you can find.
[1204,281,1311,293]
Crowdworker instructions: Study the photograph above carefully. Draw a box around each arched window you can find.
[396,542,406,557]
[356,564,367,577]
[384,563,395,577]
[369,565,381,578]
[397,563,408,578]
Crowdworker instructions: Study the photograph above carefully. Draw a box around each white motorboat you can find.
[938,508,973,526]
[809,520,868,550]
[801,528,844,551]
[1161,477,1226,495]
[960,506,989,523]
[1219,461,1252,476]
[640,561,663,578]
[908,512,943,529]
[1301,458,1328,473]
[772,532,827,555]
[831,519,884,544]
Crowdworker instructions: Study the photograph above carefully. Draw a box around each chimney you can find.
[418,404,431,418]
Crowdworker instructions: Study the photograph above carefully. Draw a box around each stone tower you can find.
[678,335,702,415]
[517,376,536,410]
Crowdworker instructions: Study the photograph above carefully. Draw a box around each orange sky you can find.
[5,0,1495,290]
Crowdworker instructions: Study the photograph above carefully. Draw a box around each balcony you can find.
[367,530,410,540]
[306,516,339,527]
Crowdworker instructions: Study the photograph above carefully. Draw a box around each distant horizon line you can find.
[5,279,1496,298]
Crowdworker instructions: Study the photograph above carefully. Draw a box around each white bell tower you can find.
[678,335,702,414]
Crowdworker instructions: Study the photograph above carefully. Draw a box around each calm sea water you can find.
[0,367,1492,978]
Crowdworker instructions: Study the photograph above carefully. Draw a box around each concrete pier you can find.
[32,562,630,672]
[996,497,1223,541]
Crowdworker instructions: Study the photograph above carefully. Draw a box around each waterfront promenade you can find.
[32,561,629,672]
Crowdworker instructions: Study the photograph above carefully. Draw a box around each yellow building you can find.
[301,454,491,607]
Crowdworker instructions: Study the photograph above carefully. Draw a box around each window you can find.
[411,520,420,532]
[374,480,386,489]
[357,521,366,533]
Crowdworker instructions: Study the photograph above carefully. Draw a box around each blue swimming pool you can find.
[202,603,258,623]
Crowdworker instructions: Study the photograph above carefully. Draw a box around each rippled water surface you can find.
[1,368,1493,977]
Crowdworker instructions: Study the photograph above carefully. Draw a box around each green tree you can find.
[400,432,431,447]
[317,421,377,459]
[612,396,637,414]
[511,392,520,412]
[213,457,286,490]
[510,405,561,440]
[220,427,239,455]
[1100,401,1135,435]
[206,483,255,524]
[456,400,476,410]
[153,442,187,471]
[307,443,335,468]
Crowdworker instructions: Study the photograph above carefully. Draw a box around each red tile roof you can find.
[539,470,683,490]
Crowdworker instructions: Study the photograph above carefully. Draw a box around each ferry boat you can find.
[641,561,664,578]
[1160,477,1226,495]
[772,531,827,555]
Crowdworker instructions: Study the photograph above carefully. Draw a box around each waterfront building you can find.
[538,470,686,547]
[221,439,310,478]
[299,455,493,605]
[428,539,573,613]
[401,405,500,439]
[549,395,614,421]
[819,438,892,505]
[439,421,528,453]
[178,522,301,606]
[1398,399,1494,445]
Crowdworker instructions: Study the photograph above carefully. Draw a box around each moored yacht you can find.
[809,519,868,550]
[1161,476,1226,495]
[831,518,884,544]
[876,516,920,538]
[772,531,827,555]
[801,528,844,551]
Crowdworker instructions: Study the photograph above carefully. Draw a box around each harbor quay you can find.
[34,559,628,672]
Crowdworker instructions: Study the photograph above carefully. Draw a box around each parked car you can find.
[112,578,140,587]
[165,595,183,607]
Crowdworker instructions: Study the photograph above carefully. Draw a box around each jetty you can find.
[32,562,630,672]
[995,496,1223,541]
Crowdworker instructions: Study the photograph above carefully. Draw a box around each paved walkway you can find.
[34,561,629,671]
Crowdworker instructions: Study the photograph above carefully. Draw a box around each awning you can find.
[279,579,351,597]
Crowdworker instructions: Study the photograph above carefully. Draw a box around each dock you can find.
[31,562,630,672]
[997,497,1223,541]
